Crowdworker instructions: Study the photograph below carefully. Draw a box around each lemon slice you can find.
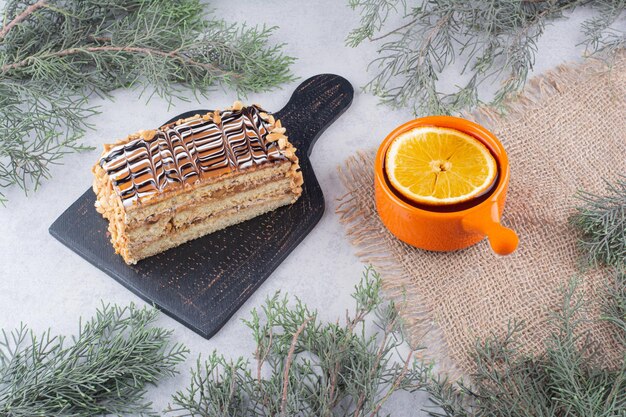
[385,126,497,206]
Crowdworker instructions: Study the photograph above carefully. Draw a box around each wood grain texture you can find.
[49,74,354,338]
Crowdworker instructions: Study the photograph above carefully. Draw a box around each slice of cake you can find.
[92,102,303,264]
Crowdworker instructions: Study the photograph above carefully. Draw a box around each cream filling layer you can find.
[126,180,293,244]
[126,193,296,257]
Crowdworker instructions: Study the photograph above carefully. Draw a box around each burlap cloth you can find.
[337,52,626,376]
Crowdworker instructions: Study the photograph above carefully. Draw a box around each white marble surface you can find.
[0,2,597,415]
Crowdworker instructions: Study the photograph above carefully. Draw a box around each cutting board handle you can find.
[274,74,354,157]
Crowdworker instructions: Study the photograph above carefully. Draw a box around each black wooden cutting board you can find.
[49,74,353,338]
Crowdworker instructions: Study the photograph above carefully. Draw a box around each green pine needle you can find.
[572,176,626,270]
[166,266,429,417]
[0,0,296,204]
[604,270,626,346]
[0,303,189,416]
[167,266,626,416]
[1,268,624,415]
[347,0,625,116]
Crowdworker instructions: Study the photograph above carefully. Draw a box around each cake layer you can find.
[126,178,293,243]
[124,193,295,263]
[92,102,304,264]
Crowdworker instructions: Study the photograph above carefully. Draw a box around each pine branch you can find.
[166,266,626,417]
[0,45,230,76]
[571,176,626,269]
[0,0,296,204]
[346,0,406,47]
[0,303,189,416]
[1,267,622,415]
[581,0,626,56]
[604,270,626,346]
[347,0,625,116]
[167,266,429,417]
[280,316,313,417]
[0,0,47,41]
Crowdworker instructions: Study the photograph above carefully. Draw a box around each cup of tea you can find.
[374,115,518,255]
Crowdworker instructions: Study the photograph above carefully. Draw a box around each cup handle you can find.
[461,203,519,255]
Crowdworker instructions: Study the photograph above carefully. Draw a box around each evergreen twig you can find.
[167,265,626,416]
[167,266,429,417]
[2,266,623,415]
[604,270,626,347]
[0,0,296,204]
[572,176,626,269]
[0,303,189,416]
[347,0,625,116]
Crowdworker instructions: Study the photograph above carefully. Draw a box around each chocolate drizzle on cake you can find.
[99,104,287,206]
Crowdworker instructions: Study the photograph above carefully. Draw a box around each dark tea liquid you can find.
[383,153,500,213]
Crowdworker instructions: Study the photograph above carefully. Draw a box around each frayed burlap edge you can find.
[336,50,625,379]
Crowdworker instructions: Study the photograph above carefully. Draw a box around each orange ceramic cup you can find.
[374,116,519,255]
